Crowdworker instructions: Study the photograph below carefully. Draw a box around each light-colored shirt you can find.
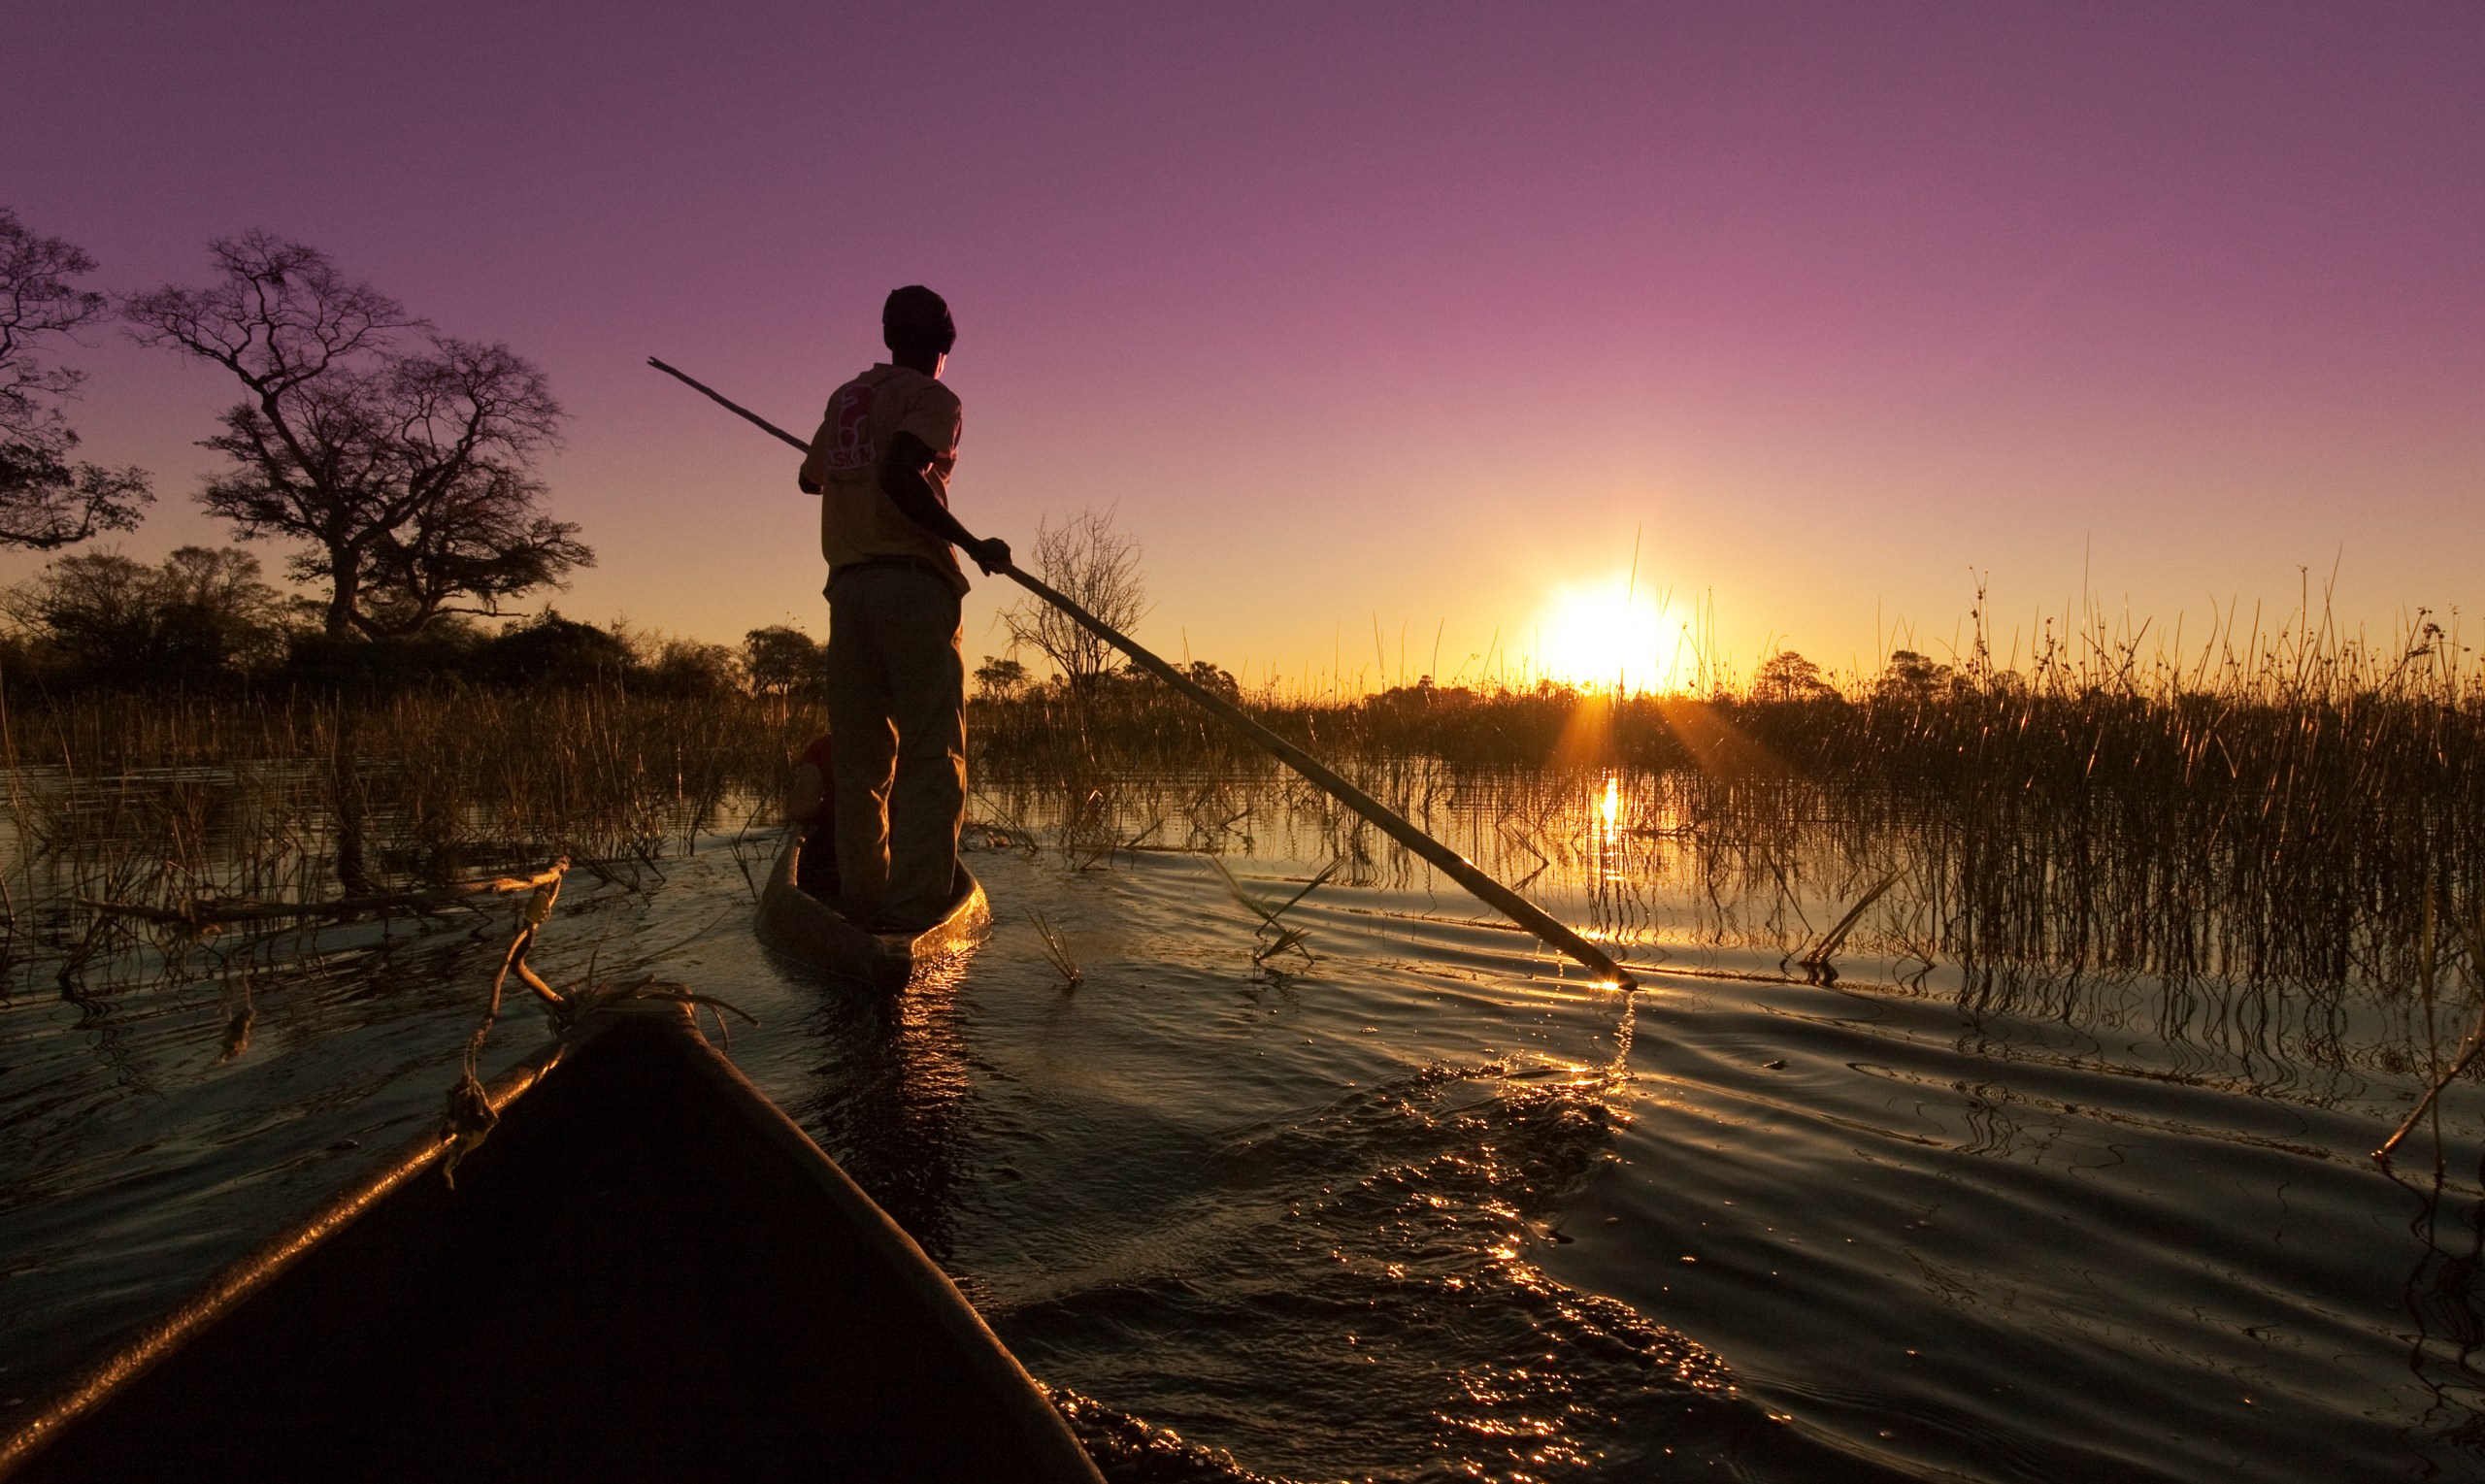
[800,363,967,595]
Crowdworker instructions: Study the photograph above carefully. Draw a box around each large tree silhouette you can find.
[0,208,152,548]
[122,232,588,637]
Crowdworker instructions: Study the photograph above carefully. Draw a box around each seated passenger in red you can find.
[784,733,839,897]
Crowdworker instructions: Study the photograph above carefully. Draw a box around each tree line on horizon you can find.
[0,536,832,695]
[1,206,602,683]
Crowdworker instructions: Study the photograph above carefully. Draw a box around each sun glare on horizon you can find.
[1530,577,1685,692]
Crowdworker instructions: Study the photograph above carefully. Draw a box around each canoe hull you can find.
[754,831,989,992]
[0,1006,1101,1483]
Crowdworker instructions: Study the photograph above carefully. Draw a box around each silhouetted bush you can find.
[0,545,288,688]
[461,611,636,688]
[745,626,822,697]
[282,624,480,690]
[637,638,743,698]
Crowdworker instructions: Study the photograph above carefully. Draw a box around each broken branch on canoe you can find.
[445,859,572,1184]
[646,356,1638,990]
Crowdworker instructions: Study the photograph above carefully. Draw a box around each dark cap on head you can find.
[882,285,955,354]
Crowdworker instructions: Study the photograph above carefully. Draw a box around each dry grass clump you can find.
[1025,908,1081,988]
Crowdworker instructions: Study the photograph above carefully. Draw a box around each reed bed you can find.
[5,598,2480,1071]
[970,614,2485,1101]
[0,686,818,995]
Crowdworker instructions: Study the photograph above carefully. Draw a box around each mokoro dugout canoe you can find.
[0,1003,1103,1484]
[754,829,990,992]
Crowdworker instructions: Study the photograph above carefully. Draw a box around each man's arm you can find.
[879,430,1011,574]
[798,424,827,493]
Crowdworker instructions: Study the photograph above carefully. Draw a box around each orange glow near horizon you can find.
[1530,577,1686,693]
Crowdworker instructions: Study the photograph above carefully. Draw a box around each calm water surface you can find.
[2,767,2480,1481]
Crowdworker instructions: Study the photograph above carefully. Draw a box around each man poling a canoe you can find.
[797,286,1011,931]
[650,351,1634,987]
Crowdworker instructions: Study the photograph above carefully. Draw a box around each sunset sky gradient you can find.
[11,1,2481,688]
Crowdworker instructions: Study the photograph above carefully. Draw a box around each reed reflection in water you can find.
[986,753,2480,1019]
[966,757,2485,1479]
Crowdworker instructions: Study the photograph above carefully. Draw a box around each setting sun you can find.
[1531,577,1682,691]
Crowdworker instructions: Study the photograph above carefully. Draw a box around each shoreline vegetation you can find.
[0,596,2473,971]
[10,598,2476,795]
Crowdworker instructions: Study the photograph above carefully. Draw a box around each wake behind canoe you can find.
[0,1004,1101,1484]
[754,830,990,992]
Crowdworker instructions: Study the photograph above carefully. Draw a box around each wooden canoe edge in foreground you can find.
[0,1004,1102,1483]
[0,1036,570,1479]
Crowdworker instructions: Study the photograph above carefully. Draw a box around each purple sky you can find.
[11,1,2481,687]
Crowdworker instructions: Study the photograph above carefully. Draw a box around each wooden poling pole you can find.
[1001,566,1637,987]
[646,357,1637,989]
[648,358,802,447]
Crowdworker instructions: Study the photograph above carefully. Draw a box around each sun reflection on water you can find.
[1590,769,1625,891]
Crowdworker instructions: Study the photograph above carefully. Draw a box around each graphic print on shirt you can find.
[821,383,878,473]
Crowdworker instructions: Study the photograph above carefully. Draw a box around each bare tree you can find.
[355,460,592,635]
[0,208,152,548]
[122,232,587,638]
[1003,507,1146,690]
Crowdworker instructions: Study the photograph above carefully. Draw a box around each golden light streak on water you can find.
[1589,769,1625,895]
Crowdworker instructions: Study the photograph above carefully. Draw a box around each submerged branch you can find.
[2375,901,2485,1166]
[81,863,575,930]
[1800,872,1904,980]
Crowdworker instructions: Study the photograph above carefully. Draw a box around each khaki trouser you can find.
[825,564,966,927]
